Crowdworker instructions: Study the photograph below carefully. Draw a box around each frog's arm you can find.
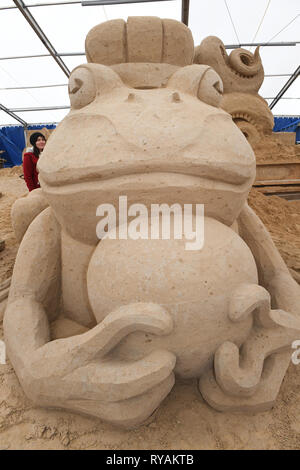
[8,206,61,322]
[237,202,300,317]
[0,191,50,312]
[11,188,49,243]
[4,207,175,428]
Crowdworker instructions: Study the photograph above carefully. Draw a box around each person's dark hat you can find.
[30,132,46,147]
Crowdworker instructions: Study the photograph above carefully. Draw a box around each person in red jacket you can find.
[23,132,46,191]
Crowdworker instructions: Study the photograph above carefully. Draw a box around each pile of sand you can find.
[0,174,26,283]
[254,136,300,164]
[0,166,23,177]
[0,170,299,450]
[248,189,300,273]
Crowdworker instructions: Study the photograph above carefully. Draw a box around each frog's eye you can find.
[197,68,223,107]
[68,67,96,109]
[167,64,223,108]
[68,64,124,110]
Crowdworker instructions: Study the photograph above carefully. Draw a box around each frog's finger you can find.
[62,349,176,402]
[214,322,299,397]
[229,283,275,328]
[28,303,173,377]
[39,372,175,429]
[69,302,173,364]
[93,303,173,356]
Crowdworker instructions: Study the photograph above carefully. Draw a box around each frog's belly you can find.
[87,217,258,378]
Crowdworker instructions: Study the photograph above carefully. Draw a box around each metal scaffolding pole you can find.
[1,42,297,61]
[10,106,70,112]
[0,104,28,127]
[82,0,173,5]
[181,0,189,26]
[0,84,68,90]
[269,65,300,110]
[0,1,82,9]
[12,0,70,77]
[0,52,85,60]
[224,41,297,48]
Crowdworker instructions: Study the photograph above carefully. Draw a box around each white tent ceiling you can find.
[0,0,299,126]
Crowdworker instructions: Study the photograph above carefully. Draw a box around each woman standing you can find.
[23,132,46,191]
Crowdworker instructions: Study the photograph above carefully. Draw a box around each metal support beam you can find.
[10,106,70,112]
[224,41,297,48]
[269,65,300,110]
[181,0,189,26]
[1,42,297,61]
[12,0,70,77]
[264,97,299,100]
[0,52,85,60]
[0,1,82,9]
[0,84,68,90]
[0,103,28,127]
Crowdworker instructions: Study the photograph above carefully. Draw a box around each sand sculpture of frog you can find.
[5,17,300,429]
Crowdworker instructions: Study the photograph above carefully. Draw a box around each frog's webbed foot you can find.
[11,188,49,242]
[16,302,176,429]
[199,284,300,412]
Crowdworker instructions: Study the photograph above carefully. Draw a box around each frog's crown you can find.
[85,17,194,67]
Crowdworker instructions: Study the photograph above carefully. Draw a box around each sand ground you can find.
[0,167,299,450]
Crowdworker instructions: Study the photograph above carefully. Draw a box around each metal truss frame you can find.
[0,0,298,126]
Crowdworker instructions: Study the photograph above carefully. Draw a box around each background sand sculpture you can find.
[194,36,274,148]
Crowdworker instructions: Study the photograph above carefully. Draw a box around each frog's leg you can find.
[199,204,300,411]
[4,208,175,428]
[11,188,49,243]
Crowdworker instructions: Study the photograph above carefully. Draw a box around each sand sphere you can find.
[87,216,258,378]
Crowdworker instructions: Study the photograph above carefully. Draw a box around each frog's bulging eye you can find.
[197,68,223,107]
[68,67,96,109]
[167,64,223,108]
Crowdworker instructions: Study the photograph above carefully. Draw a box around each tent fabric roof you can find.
[0,0,299,126]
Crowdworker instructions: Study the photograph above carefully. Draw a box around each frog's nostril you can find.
[172,92,181,103]
[213,80,223,95]
[126,93,136,102]
[69,78,83,95]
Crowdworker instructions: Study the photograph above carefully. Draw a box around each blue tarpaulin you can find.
[27,124,56,132]
[273,116,300,143]
[0,124,57,167]
[0,126,25,167]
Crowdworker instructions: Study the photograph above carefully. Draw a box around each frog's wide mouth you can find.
[39,158,255,189]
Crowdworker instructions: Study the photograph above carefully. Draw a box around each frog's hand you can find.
[27,302,174,378]
[199,283,300,412]
[59,374,175,429]
[237,202,300,317]
[5,298,175,428]
[11,188,49,243]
